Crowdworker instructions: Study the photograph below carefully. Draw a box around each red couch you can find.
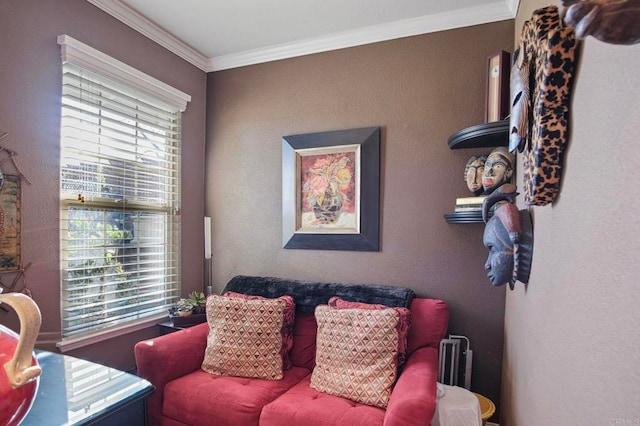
[135,276,449,426]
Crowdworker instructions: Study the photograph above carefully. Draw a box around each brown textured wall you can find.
[0,0,206,371]
[502,1,640,424]
[207,20,514,409]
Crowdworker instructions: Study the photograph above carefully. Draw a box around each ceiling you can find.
[87,0,519,72]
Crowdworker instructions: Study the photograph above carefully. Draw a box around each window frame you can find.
[56,35,191,352]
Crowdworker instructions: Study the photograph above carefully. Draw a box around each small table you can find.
[22,351,154,425]
[158,314,207,335]
[473,392,496,425]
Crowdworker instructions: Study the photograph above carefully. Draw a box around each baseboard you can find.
[486,422,500,426]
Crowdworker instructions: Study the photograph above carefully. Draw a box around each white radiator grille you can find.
[438,334,473,389]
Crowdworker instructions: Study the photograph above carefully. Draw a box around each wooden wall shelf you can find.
[444,211,494,224]
[447,119,509,149]
[444,211,483,224]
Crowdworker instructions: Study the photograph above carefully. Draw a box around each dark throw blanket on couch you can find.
[222,275,415,312]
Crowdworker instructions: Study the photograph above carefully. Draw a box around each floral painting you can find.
[299,151,357,231]
[282,126,379,251]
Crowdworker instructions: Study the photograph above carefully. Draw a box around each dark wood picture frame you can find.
[282,127,380,251]
[485,50,511,123]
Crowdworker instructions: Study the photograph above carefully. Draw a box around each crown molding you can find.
[86,0,209,71]
[88,0,518,73]
[208,2,514,71]
[506,0,521,16]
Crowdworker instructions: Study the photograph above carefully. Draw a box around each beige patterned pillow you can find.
[201,295,285,380]
[310,305,400,408]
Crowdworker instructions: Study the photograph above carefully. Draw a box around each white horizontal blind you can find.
[60,59,182,339]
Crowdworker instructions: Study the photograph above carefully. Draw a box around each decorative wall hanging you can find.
[0,133,33,186]
[481,147,515,195]
[464,155,487,195]
[0,175,22,272]
[562,0,640,45]
[485,51,511,122]
[509,6,578,206]
[0,263,31,295]
[0,132,34,307]
[282,127,379,251]
[482,184,533,290]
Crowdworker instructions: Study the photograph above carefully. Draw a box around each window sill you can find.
[56,313,167,353]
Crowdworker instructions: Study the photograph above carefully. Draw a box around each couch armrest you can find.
[407,298,449,352]
[384,346,439,426]
[134,322,209,425]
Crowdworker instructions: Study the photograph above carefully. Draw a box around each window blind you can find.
[60,56,182,339]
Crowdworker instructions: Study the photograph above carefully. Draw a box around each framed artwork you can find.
[0,175,21,272]
[282,127,380,251]
[485,50,511,123]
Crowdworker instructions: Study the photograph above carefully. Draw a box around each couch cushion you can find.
[327,296,412,366]
[201,295,285,380]
[260,375,385,426]
[289,311,317,370]
[222,275,414,312]
[224,291,295,370]
[310,305,400,408]
[163,367,311,426]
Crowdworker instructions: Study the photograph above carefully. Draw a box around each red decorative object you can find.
[0,292,42,426]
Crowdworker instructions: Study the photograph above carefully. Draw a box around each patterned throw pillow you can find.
[310,305,401,408]
[201,295,285,380]
[224,291,295,370]
[327,297,412,366]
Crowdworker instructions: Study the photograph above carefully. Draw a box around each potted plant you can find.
[168,291,208,327]
[186,291,206,314]
[171,298,195,317]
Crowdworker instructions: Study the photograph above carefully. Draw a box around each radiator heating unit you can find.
[438,334,472,389]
